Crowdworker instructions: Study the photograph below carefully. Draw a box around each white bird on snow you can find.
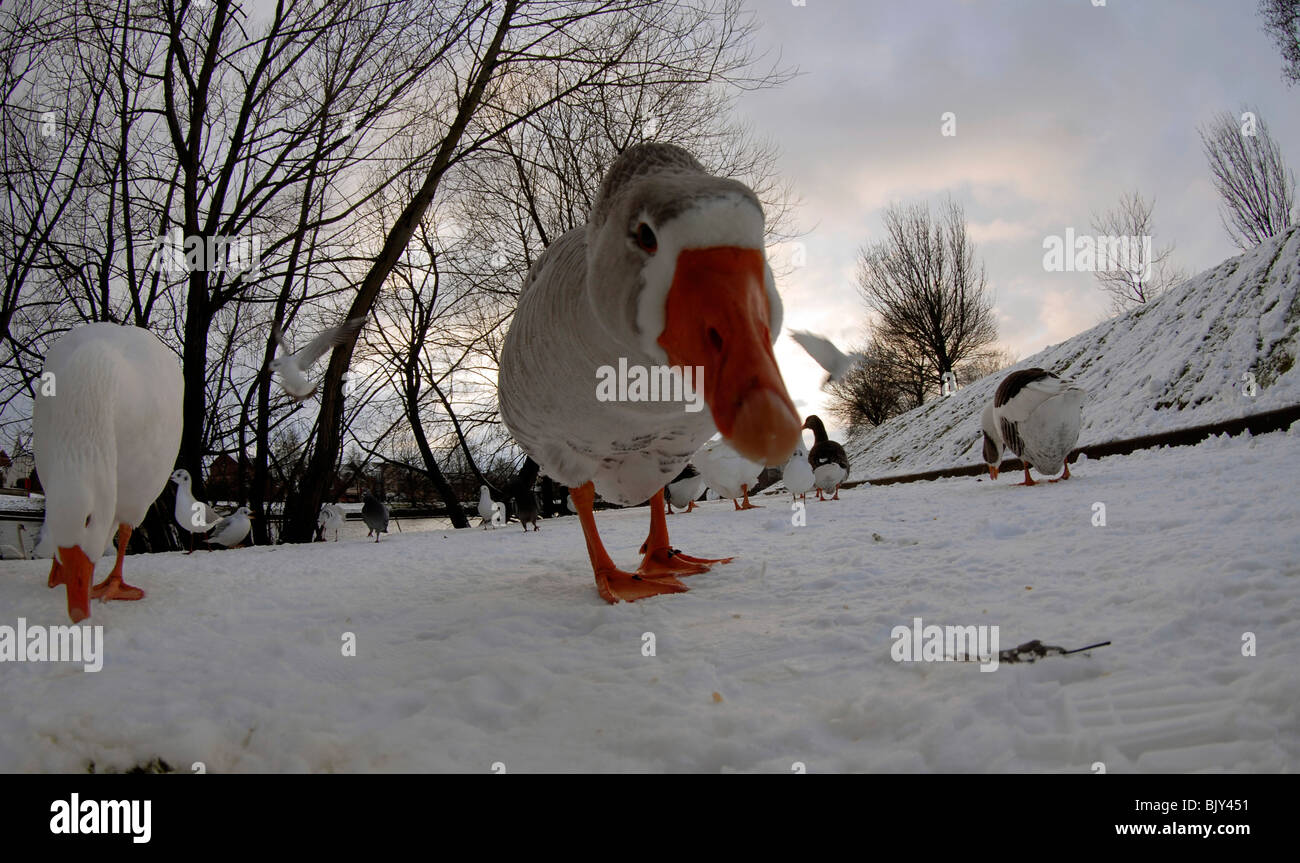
[695,437,766,510]
[981,367,1085,485]
[477,485,496,528]
[789,330,864,387]
[206,506,253,549]
[270,315,365,401]
[664,463,704,514]
[781,440,815,501]
[317,502,345,541]
[498,142,801,603]
[170,468,221,553]
[34,323,182,621]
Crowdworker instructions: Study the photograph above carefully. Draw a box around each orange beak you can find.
[48,546,94,623]
[657,246,801,465]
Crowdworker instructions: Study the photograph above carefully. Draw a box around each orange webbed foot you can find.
[92,575,145,602]
[595,567,688,603]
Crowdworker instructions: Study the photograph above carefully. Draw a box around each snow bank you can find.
[847,227,1300,477]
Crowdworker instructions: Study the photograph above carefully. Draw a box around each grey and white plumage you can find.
[361,492,389,541]
[316,502,345,541]
[270,315,365,401]
[477,485,496,528]
[665,463,705,511]
[206,506,252,549]
[789,330,864,386]
[781,441,815,499]
[497,143,791,507]
[170,468,221,536]
[981,367,1085,480]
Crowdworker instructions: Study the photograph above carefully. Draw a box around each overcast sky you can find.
[737,0,1300,441]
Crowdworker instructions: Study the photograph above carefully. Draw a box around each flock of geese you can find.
[22,141,1084,620]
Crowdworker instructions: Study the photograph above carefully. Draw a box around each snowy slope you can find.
[846,227,1300,477]
[1,429,1296,773]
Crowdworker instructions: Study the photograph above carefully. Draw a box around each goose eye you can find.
[84,515,92,527]
[633,223,658,254]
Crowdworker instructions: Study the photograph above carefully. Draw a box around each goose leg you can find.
[831,485,840,500]
[569,482,687,603]
[738,484,761,510]
[1018,466,1036,486]
[636,490,716,577]
[92,523,145,602]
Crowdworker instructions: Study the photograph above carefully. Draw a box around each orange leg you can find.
[686,500,696,513]
[92,523,145,602]
[569,483,687,604]
[816,488,825,501]
[831,485,841,500]
[1017,466,1036,486]
[638,488,733,570]
[637,489,712,577]
[738,484,761,510]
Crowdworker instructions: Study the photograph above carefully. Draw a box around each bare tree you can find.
[954,345,1017,385]
[825,339,903,429]
[1260,0,1300,85]
[1199,108,1296,249]
[1089,190,1185,313]
[856,198,998,393]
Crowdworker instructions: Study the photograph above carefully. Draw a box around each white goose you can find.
[34,323,182,622]
[498,143,800,603]
[695,437,765,510]
[981,368,1086,485]
[781,441,815,501]
[169,468,220,553]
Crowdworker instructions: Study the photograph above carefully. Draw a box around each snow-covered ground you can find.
[1,428,1295,773]
[847,226,1300,478]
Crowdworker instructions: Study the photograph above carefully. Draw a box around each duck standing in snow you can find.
[981,368,1085,485]
[802,415,849,500]
[782,440,815,501]
[316,503,345,541]
[509,460,541,532]
[170,468,220,553]
[498,143,801,602]
[664,464,704,514]
[362,492,390,541]
[270,314,365,402]
[696,437,765,510]
[206,506,253,549]
[34,323,183,621]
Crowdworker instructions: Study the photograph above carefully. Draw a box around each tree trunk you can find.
[280,1,518,542]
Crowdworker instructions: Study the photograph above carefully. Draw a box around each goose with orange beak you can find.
[499,143,801,603]
[33,323,182,622]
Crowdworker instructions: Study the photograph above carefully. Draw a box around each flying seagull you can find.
[270,315,366,401]
[789,330,864,387]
